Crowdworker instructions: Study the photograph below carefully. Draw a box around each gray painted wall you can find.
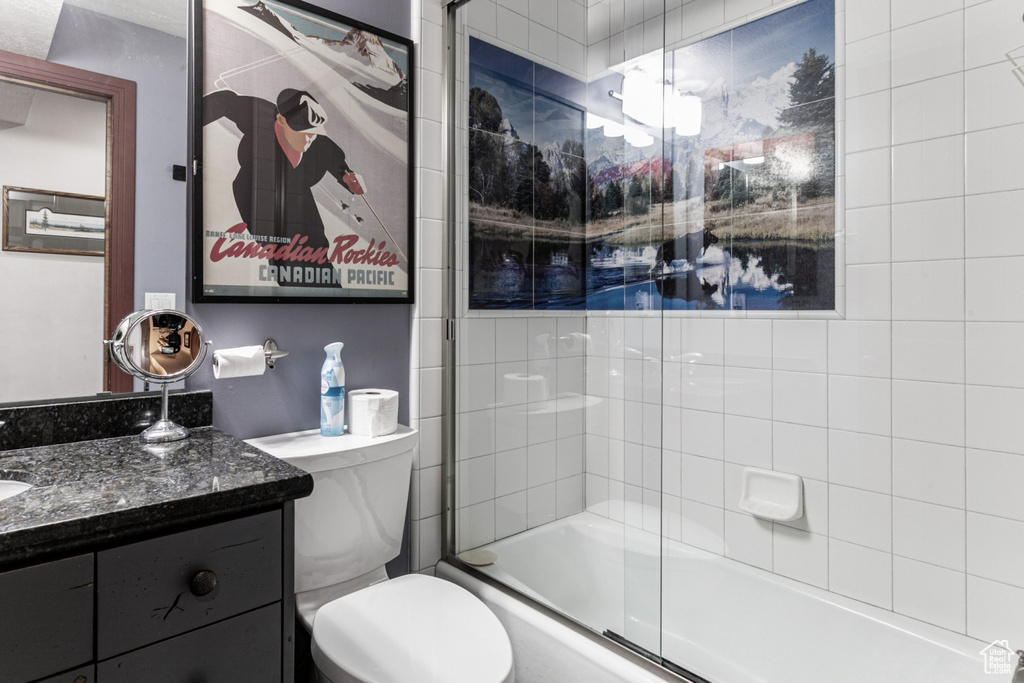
[49,1,413,441]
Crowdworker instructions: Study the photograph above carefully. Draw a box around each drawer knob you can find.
[189,569,218,596]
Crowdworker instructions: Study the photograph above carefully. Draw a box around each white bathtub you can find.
[440,512,995,683]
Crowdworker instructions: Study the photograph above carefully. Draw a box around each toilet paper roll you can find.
[502,373,547,403]
[348,389,399,437]
[212,345,266,379]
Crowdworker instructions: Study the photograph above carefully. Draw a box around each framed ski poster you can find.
[191,0,414,303]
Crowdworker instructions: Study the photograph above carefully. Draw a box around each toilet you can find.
[246,426,514,683]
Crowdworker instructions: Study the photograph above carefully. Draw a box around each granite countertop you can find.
[0,426,313,570]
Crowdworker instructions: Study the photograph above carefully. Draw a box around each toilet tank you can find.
[246,426,418,595]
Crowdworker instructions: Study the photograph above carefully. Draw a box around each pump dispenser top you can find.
[320,342,346,436]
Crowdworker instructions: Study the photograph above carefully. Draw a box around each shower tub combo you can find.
[440,512,995,683]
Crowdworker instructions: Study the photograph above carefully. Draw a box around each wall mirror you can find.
[0,0,188,405]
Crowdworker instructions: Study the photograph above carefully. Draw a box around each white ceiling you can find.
[66,0,188,38]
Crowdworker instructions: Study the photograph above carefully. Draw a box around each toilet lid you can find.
[312,574,514,683]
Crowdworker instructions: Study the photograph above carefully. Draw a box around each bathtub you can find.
[439,512,994,683]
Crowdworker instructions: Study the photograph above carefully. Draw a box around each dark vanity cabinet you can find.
[0,508,295,683]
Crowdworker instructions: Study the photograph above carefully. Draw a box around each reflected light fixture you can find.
[673,92,702,137]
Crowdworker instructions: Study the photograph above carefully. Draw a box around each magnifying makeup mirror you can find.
[105,309,210,443]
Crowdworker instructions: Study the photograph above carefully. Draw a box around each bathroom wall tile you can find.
[529,21,559,62]
[892,380,965,447]
[724,367,772,419]
[845,264,891,321]
[892,72,964,144]
[663,406,682,454]
[967,576,1024,646]
[558,35,586,75]
[845,206,891,265]
[679,499,725,555]
[967,512,1024,590]
[467,0,498,36]
[559,357,586,397]
[829,429,892,494]
[967,448,1024,522]
[965,62,1024,133]
[642,444,661,491]
[828,375,892,436]
[845,0,889,42]
[557,0,586,43]
[724,511,773,571]
[723,0,771,24]
[527,405,557,445]
[662,448,682,498]
[891,198,964,263]
[893,557,966,634]
[773,321,828,373]
[892,322,965,383]
[891,12,963,87]
[624,442,642,487]
[892,136,965,205]
[458,500,495,549]
[682,0,726,40]
[773,526,828,589]
[846,90,891,153]
[415,515,442,571]
[846,148,892,209]
[966,323,1024,388]
[587,0,610,44]
[966,386,1024,456]
[459,408,495,460]
[724,320,773,369]
[495,491,528,539]
[845,33,891,98]
[830,539,893,609]
[585,473,610,515]
[418,416,443,469]
[528,441,557,488]
[891,0,962,28]
[419,466,443,520]
[830,484,893,551]
[967,256,1024,323]
[892,260,965,323]
[680,364,725,413]
[965,124,1024,196]
[893,439,966,508]
[463,318,496,365]
[495,447,528,497]
[420,366,444,419]
[773,371,828,428]
[680,319,725,365]
[679,408,725,460]
[527,482,557,528]
[496,318,529,362]
[497,0,529,17]
[966,191,1024,258]
[773,422,828,481]
[828,321,891,378]
[724,416,772,469]
[679,454,724,508]
[459,454,496,508]
[778,478,829,536]
[893,497,966,570]
[965,0,1022,70]
[556,475,584,518]
[460,363,497,412]
[528,318,559,359]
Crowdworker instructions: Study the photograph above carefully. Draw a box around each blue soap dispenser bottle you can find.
[320,342,346,436]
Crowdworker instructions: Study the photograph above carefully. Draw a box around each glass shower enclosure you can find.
[447,0,839,678]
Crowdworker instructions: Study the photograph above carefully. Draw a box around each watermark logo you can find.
[981,640,1019,675]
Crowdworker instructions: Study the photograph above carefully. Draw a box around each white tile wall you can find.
[431,0,1024,646]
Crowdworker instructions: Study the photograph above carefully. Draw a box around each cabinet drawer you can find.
[96,510,282,659]
[0,554,93,683]
[97,603,281,682]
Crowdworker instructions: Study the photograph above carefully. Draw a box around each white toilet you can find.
[247,426,514,683]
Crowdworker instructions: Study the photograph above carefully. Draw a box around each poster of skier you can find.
[192,0,413,303]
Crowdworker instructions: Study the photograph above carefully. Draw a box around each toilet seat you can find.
[311,574,514,683]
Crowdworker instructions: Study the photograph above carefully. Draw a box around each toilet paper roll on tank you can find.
[348,389,399,437]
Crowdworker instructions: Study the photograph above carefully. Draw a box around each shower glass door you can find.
[447,0,668,668]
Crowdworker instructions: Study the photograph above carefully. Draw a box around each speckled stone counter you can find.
[0,426,312,570]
